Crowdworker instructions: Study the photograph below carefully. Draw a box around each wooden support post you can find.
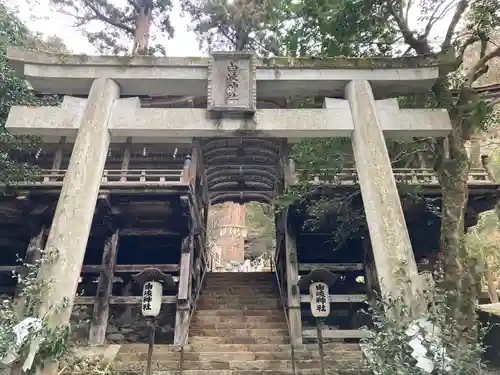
[174,234,194,345]
[362,236,379,304]
[285,155,298,186]
[14,225,47,316]
[88,229,120,345]
[120,137,132,182]
[181,155,192,184]
[47,137,66,182]
[52,137,66,170]
[191,141,200,187]
[283,209,302,345]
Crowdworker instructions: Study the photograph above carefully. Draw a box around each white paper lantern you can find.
[309,282,330,318]
[141,281,163,317]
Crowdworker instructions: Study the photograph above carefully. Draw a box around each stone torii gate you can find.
[7,48,451,344]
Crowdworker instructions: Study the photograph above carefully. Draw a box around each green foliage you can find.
[50,0,173,55]
[270,0,398,57]
[361,284,489,375]
[465,211,500,293]
[0,2,62,186]
[0,250,80,373]
[181,0,282,54]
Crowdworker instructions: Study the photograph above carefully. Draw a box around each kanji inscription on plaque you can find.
[208,52,256,114]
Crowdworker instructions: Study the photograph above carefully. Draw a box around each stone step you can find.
[189,336,290,345]
[199,293,281,299]
[203,281,276,286]
[193,309,285,317]
[108,370,368,375]
[192,314,285,324]
[190,321,287,330]
[198,295,280,301]
[197,302,282,310]
[205,272,274,278]
[115,349,363,362]
[112,359,365,371]
[189,328,288,338]
[199,295,280,300]
[114,343,362,354]
[201,285,278,291]
[203,280,276,285]
[204,278,275,283]
[203,279,276,284]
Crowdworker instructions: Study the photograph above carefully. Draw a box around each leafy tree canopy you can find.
[0,1,64,184]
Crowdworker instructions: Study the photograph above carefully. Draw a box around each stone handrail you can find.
[295,167,492,185]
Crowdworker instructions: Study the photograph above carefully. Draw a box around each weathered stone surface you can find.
[208,52,256,114]
[345,79,423,307]
[8,97,451,141]
[37,78,119,328]
[8,47,440,98]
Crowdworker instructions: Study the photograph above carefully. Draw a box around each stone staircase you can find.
[111,272,366,374]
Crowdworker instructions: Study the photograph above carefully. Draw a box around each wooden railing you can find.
[13,168,186,186]
[296,168,492,185]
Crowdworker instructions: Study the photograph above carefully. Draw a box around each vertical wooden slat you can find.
[120,137,132,182]
[284,209,302,345]
[48,136,66,182]
[362,236,379,304]
[88,229,120,345]
[174,234,194,345]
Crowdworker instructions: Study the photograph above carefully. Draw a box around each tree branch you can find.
[441,0,469,50]
[467,46,500,86]
[424,0,458,37]
[457,35,480,60]
[381,0,431,54]
[83,0,135,34]
[126,0,141,12]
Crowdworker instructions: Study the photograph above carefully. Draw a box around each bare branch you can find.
[381,0,432,54]
[424,0,458,37]
[441,0,469,50]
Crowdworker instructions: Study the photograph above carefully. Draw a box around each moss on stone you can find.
[9,46,456,70]
[257,53,453,70]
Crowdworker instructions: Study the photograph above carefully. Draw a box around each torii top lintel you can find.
[7,47,442,100]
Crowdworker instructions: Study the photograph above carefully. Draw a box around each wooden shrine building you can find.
[0,48,499,353]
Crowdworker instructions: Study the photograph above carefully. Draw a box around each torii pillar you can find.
[345,80,424,310]
[36,78,119,331]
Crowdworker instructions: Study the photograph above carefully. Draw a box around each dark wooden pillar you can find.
[88,229,120,345]
[362,236,379,304]
[174,234,194,345]
[283,209,302,345]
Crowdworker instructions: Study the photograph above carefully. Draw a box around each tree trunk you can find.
[437,142,469,293]
[437,121,480,337]
[132,0,153,55]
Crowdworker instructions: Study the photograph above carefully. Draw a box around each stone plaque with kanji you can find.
[207,52,256,115]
